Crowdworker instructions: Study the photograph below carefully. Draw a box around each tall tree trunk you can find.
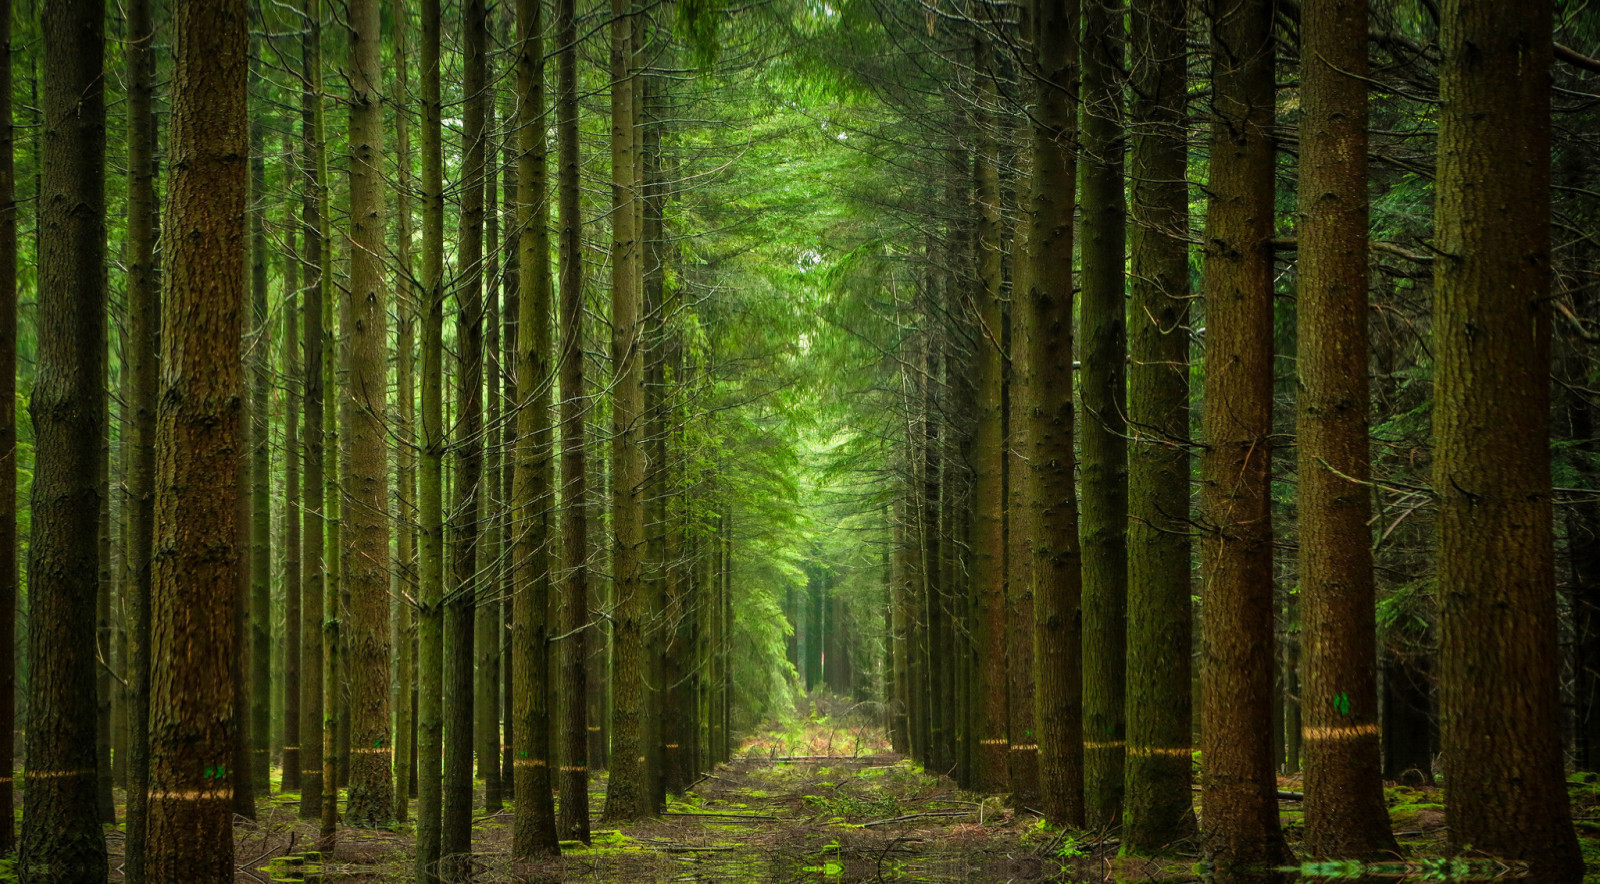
[282,160,302,797]
[478,85,504,814]
[1028,0,1084,829]
[417,0,447,874]
[969,34,1008,797]
[1198,0,1289,869]
[1432,0,1580,875]
[444,0,487,874]
[1079,0,1127,828]
[391,0,417,823]
[603,0,652,823]
[1005,184,1038,808]
[1122,0,1195,851]
[21,0,109,878]
[123,0,160,873]
[511,0,561,854]
[341,0,394,826]
[144,0,246,875]
[298,0,328,825]
[555,0,590,838]
[248,21,273,794]
[1296,0,1397,858]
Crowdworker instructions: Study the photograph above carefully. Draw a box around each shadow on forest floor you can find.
[88,714,1600,883]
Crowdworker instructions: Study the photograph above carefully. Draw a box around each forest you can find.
[1,0,1598,881]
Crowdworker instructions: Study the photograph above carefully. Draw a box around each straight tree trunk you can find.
[556,0,590,838]
[602,0,652,823]
[390,0,417,822]
[444,0,488,874]
[144,0,246,876]
[511,0,561,854]
[123,0,161,872]
[23,0,108,876]
[298,0,328,824]
[282,169,303,797]
[416,0,448,873]
[1122,0,1195,852]
[1005,196,1038,808]
[1029,0,1084,829]
[341,0,394,826]
[478,88,504,813]
[970,34,1008,797]
[1079,0,1127,828]
[248,29,274,794]
[1432,0,1580,875]
[1198,0,1289,869]
[1296,0,1397,858]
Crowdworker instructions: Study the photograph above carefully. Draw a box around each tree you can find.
[603,0,653,823]
[0,0,15,855]
[1079,0,1127,828]
[390,0,417,822]
[1296,0,1397,859]
[970,32,1008,797]
[1197,0,1289,868]
[555,0,592,839]
[247,10,273,795]
[1432,0,1581,876]
[144,0,247,876]
[122,0,161,873]
[298,0,329,825]
[20,0,109,878]
[1122,0,1195,852]
[444,0,488,870]
[416,0,448,873]
[341,0,395,826]
[511,0,561,855]
[1028,0,1084,831]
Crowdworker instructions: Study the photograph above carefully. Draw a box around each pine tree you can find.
[1432,0,1581,875]
[21,0,109,877]
[1296,0,1396,859]
[144,0,247,875]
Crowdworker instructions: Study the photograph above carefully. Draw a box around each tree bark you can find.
[1123,0,1195,853]
[1198,0,1289,869]
[1432,0,1581,875]
[556,0,591,838]
[22,1,109,879]
[1296,0,1397,858]
[511,0,561,857]
[144,0,247,875]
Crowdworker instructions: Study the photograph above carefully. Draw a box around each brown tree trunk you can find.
[0,0,17,856]
[1197,0,1289,869]
[1296,0,1397,858]
[21,0,109,878]
[341,0,394,826]
[1122,0,1195,852]
[144,0,247,875]
[1432,0,1581,875]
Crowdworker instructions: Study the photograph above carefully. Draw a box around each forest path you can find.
[203,713,1590,883]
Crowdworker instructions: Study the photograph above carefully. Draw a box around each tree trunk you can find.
[22,0,108,878]
[389,0,416,822]
[144,0,246,875]
[298,0,328,825]
[443,0,487,874]
[555,0,591,838]
[340,0,394,826]
[602,0,652,823]
[478,82,503,814]
[282,161,303,798]
[1079,0,1127,829]
[122,0,160,873]
[0,0,14,854]
[970,34,1008,798]
[1432,0,1581,875]
[1296,0,1396,856]
[1122,0,1194,853]
[511,0,560,855]
[1197,0,1289,868]
[416,0,447,874]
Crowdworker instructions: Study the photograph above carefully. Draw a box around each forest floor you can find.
[90,711,1600,883]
